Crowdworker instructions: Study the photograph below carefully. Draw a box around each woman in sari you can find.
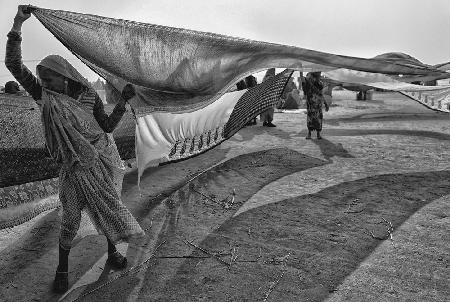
[301,71,329,139]
[260,68,277,127]
[6,6,144,293]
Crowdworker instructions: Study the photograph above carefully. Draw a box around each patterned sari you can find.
[303,74,325,131]
[5,31,144,249]
[40,89,144,248]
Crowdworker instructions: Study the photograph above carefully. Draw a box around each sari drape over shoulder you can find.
[5,30,144,247]
[40,89,144,248]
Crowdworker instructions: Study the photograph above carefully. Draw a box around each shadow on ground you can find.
[0,147,328,302]
[293,128,450,141]
[310,138,354,162]
[68,147,328,301]
[230,124,294,142]
[135,170,450,302]
[325,112,450,126]
[76,150,450,301]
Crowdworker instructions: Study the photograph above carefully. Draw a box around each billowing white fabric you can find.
[135,90,246,176]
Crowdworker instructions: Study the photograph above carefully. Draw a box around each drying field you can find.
[0,91,449,301]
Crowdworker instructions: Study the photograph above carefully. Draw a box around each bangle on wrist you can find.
[10,28,21,35]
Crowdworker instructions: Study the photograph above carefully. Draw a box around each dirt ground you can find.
[0,91,449,302]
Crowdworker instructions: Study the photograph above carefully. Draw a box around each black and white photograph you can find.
[0,0,449,301]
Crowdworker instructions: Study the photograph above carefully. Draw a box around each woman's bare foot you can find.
[306,131,312,139]
[317,131,322,139]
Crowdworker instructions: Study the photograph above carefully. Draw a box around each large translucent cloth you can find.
[30,8,450,176]
[31,8,448,112]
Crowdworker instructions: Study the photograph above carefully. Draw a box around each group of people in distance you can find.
[5,5,330,294]
[236,68,329,139]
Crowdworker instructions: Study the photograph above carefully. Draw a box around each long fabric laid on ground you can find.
[30,8,450,177]
[324,69,450,112]
[370,52,450,84]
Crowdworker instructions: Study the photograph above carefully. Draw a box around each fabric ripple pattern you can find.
[135,70,292,175]
[31,7,447,114]
[29,7,450,178]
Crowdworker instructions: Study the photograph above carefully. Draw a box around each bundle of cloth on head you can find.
[29,7,450,179]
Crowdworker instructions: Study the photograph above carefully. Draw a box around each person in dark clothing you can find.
[245,75,258,88]
[245,75,258,125]
[236,75,258,126]
[260,68,276,127]
[300,71,329,139]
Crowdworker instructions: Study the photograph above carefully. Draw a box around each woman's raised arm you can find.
[5,5,42,101]
[92,85,135,133]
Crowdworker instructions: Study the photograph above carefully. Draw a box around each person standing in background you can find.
[245,75,258,125]
[300,71,329,139]
[260,68,276,127]
[236,74,259,126]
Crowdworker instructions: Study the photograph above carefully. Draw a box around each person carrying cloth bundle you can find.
[300,71,329,139]
[5,5,145,293]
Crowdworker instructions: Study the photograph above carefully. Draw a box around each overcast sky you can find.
[1,0,449,84]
